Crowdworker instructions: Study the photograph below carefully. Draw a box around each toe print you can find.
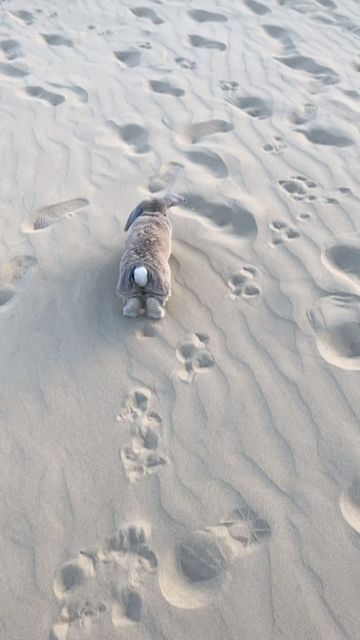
[117,388,167,482]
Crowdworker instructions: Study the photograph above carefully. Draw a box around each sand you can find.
[0,0,360,638]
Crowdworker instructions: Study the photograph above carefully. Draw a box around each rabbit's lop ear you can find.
[124,201,147,231]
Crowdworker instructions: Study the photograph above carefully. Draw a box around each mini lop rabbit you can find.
[117,194,185,319]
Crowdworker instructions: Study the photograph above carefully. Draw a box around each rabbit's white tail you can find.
[134,266,148,287]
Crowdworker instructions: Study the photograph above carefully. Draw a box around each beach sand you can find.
[0,0,360,638]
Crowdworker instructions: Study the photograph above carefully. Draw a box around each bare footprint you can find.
[308,294,360,370]
[130,6,164,24]
[296,127,353,147]
[117,388,167,482]
[159,505,270,609]
[180,119,233,144]
[22,198,89,233]
[185,149,228,179]
[188,9,227,22]
[0,39,22,60]
[149,80,184,97]
[10,9,35,25]
[340,479,360,534]
[176,333,214,383]
[322,234,360,290]
[227,265,261,300]
[108,121,150,154]
[51,522,157,639]
[188,34,226,51]
[42,33,73,47]
[24,86,65,106]
[0,255,36,309]
[148,161,183,193]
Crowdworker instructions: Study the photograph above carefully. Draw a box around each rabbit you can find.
[117,194,185,319]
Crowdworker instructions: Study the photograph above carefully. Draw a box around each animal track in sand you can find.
[180,119,233,144]
[176,333,214,383]
[227,265,261,301]
[108,121,150,154]
[117,388,167,482]
[22,198,89,233]
[188,9,227,22]
[0,39,22,60]
[131,6,164,24]
[322,234,360,290]
[148,161,183,193]
[268,220,300,248]
[227,94,272,119]
[219,80,239,92]
[149,79,184,97]
[184,193,258,239]
[0,255,36,309]
[10,9,34,24]
[262,136,287,154]
[244,0,270,15]
[175,56,196,69]
[340,479,360,534]
[185,149,228,179]
[188,34,227,51]
[24,86,65,106]
[42,34,73,47]
[0,62,28,77]
[278,175,318,202]
[308,294,360,370]
[296,127,353,147]
[159,505,271,609]
[51,522,157,639]
[114,49,140,67]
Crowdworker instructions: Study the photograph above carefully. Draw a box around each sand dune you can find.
[0,0,359,638]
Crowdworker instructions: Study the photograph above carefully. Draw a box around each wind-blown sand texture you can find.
[0,0,360,638]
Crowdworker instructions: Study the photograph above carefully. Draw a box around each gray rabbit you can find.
[117,194,185,318]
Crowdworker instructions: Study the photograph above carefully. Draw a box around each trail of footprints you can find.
[116,388,167,482]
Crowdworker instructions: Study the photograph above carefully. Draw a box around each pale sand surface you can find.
[0,0,360,638]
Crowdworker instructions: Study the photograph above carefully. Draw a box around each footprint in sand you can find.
[188,34,227,51]
[321,234,360,290]
[108,121,150,154]
[219,80,239,93]
[22,198,89,233]
[149,80,184,97]
[176,333,214,383]
[308,293,360,370]
[159,505,271,609]
[51,522,157,640]
[227,94,272,119]
[0,255,36,310]
[42,34,73,47]
[340,479,360,534]
[262,136,287,154]
[179,119,233,144]
[24,86,65,106]
[295,127,353,147]
[275,54,339,86]
[278,175,318,202]
[0,62,28,77]
[227,265,261,301]
[185,149,228,179]
[49,82,88,103]
[268,220,300,247]
[130,6,164,24]
[117,388,167,482]
[147,161,183,194]
[10,9,35,25]
[184,193,258,240]
[114,49,140,67]
[0,39,22,60]
[244,0,270,15]
[175,56,197,70]
[188,9,227,22]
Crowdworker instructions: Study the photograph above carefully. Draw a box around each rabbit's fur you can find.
[117,195,184,318]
